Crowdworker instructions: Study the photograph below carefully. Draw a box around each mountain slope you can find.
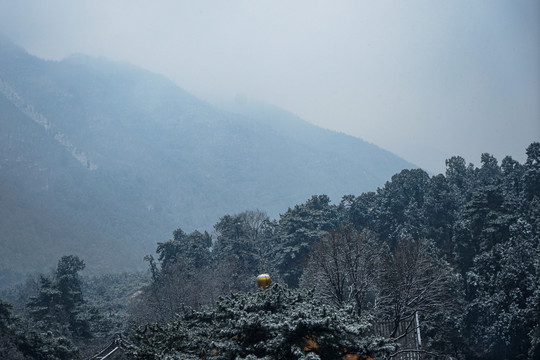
[0,36,415,285]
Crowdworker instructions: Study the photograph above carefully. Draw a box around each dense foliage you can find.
[0,298,79,360]
[1,143,538,359]
[132,143,539,359]
[130,284,393,360]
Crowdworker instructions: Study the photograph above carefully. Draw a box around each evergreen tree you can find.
[130,284,394,359]
[523,143,540,239]
[212,211,268,281]
[423,174,458,258]
[372,169,430,246]
[464,219,540,359]
[135,229,214,322]
[27,255,92,339]
[270,195,339,287]
[156,228,212,271]
[477,153,501,187]
[452,154,516,276]
[0,298,79,360]
[339,192,377,229]
[500,156,524,212]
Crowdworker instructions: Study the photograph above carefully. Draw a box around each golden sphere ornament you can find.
[257,273,271,289]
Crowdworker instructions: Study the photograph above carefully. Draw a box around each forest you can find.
[1,143,539,360]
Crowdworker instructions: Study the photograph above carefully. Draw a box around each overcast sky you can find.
[1,0,538,174]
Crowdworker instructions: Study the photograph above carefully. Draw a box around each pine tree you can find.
[27,255,92,339]
[1,298,79,360]
[130,284,394,359]
[270,195,339,287]
[464,219,540,359]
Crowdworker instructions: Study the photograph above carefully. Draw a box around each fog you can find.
[1,0,538,173]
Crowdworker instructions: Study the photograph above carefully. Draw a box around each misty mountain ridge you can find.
[0,36,415,285]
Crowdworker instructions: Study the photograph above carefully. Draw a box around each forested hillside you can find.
[2,144,538,359]
[0,36,414,285]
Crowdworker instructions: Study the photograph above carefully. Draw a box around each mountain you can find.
[0,36,415,286]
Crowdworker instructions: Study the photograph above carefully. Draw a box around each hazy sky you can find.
[1,0,538,173]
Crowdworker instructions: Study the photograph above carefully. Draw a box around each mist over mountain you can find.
[0,36,414,285]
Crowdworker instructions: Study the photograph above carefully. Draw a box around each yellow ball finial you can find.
[257,273,271,289]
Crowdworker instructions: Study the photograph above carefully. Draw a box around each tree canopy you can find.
[130,284,394,360]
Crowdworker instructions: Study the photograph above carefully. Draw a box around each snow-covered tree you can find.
[301,225,382,316]
[26,255,93,339]
[270,195,339,287]
[465,219,540,359]
[1,298,79,360]
[130,284,394,359]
